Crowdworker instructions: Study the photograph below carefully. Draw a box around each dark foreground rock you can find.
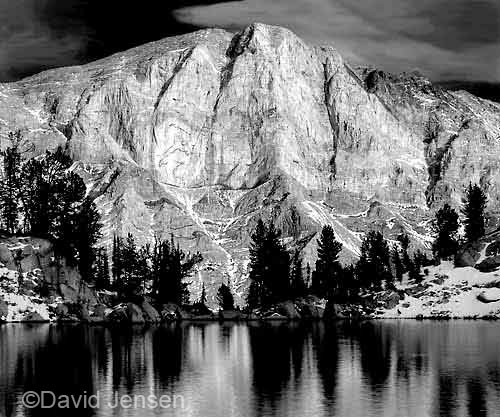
[105,303,145,324]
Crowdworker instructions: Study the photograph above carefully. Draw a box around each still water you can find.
[1,321,500,417]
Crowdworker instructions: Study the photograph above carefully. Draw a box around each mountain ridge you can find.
[0,23,499,304]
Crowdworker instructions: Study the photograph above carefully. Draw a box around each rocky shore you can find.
[3,235,500,324]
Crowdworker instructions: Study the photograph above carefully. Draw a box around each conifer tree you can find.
[94,247,110,290]
[115,233,143,299]
[408,251,427,283]
[290,250,306,299]
[73,198,102,282]
[247,220,267,309]
[356,231,392,289]
[217,282,235,310]
[461,183,488,243]
[152,235,202,305]
[397,233,411,273]
[391,246,404,282]
[246,219,291,309]
[112,235,124,283]
[199,283,207,305]
[432,203,459,260]
[0,132,23,234]
[341,264,358,300]
[311,225,343,298]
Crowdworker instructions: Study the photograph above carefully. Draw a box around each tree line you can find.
[0,131,101,282]
[0,132,203,307]
[0,130,489,310]
[110,234,202,304]
[246,183,488,309]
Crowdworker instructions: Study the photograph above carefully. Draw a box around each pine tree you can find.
[152,235,202,305]
[247,220,267,309]
[356,231,392,289]
[94,247,110,290]
[311,225,343,298]
[341,264,359,300]
[397,233,411,273]
[112,235,124,283]
[73,199,102,282]
[462,183,488,243]
[265,223,291,304]
[199,283,207,305]
[432,203,459,260]
[290,250,306,299]
[217,282,235,310]
[0,132,23,234]
[246,219,291,309]
[408,251,425,282]
[391,246,404,282]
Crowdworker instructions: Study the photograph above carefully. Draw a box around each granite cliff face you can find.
[0,24,499,304]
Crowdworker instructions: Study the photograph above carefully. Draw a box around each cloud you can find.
[0,0,88,80]
[174,0,500,82]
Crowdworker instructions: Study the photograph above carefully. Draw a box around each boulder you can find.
[22,311,48,322]
[55,303,69,318]
[0,245,15,269]
[276,301,301,320]
[477,289,500,303]
[376,291,401,310]
[106,303,145,324]
[60,302,91,322]
[92,304,107,319]
[296,301,324,319]
[475,256,500,273]
[126,303,145,323]
[141,300,161,323]
[75,304,91,322]
[263,312,288,320]
[160,304,177,321]
[324,300,342,320]
[455,242,483,267]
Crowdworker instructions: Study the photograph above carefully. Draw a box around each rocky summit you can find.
[0,23,499,305]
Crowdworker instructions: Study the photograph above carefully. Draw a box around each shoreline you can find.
[3,315,500,325]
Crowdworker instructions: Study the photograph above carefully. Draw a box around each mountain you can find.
[0,23,499,304]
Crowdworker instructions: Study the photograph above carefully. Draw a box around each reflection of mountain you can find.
[2,322,500,416]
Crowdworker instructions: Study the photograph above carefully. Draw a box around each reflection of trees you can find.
[466,377,487,417]
[248,322,305,410]
[352,322,392,390]
[434,374,458,417]
[152,324,185,388]
[3,321,500,417]
[248,323,291,396]
[110,326,150,393]
[219,323,233,354]
[15,326,98,417]
[312,322,339,406]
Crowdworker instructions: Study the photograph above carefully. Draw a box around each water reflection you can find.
[2,321,500,417]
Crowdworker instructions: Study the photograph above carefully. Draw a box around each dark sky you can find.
[0,0,499,100]
[0,0,227,81]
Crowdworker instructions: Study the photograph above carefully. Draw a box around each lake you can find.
[1,321,500,417]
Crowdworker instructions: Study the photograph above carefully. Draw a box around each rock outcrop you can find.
[0,23,499,305]
[0,236,100,322]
